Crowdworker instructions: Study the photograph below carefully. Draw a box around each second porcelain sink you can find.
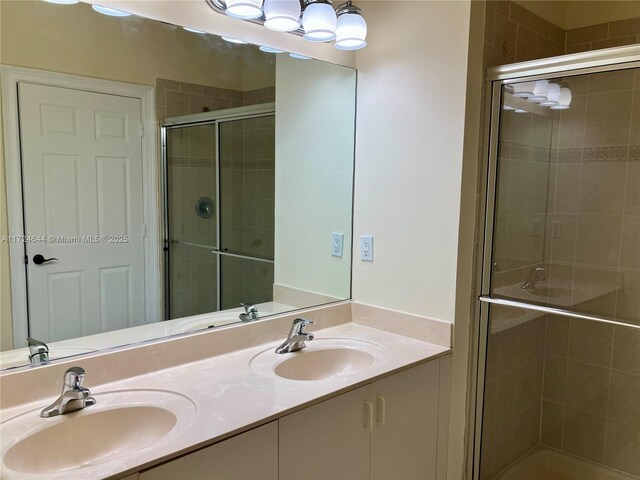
[1,389,197,476]
[250,338,389,381]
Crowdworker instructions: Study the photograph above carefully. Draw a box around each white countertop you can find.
[0,322,450,480]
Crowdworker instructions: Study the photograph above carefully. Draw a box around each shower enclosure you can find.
[473,47,640,480]
[161,104,275,320]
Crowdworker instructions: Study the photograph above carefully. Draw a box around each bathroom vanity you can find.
[0,303,451,480]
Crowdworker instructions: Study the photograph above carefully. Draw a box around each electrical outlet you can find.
[360,235,373,261]
[331,232,344,258]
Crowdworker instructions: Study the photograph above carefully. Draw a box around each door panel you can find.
[18,82,146,342]
[371,361,440,480]
[279,385,372,480]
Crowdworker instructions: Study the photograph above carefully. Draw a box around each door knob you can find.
[33,254,58,265]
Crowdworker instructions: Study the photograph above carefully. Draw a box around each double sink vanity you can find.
[0,302,451,480]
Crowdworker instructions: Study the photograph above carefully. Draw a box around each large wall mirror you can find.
[0,0,356,370]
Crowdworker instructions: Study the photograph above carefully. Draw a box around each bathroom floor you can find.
[495,448,638,480]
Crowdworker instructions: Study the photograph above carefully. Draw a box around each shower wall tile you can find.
[545,315,570,356]
[541,400,564,449]
[574,214,623,268]
[541,320,640,475]
[612,326,640,374]
[483,311,546,477]
[584,92,633,147]
[565,360,610,416]
[567,318,614,367]
[514,402,541,458]
[608,370,640,428]
[485,1,564,68]
[565,17,640,53]
[621,216,640,271]
[616,270,640,324]
[543,354,567,403]
[603,419,640,476]
[578,163,626,215]
[565,24,608,46]
[563,407,606,463]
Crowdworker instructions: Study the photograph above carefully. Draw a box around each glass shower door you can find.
[165,123,219,319]
[478,66,640,480]
[218,116,275,310]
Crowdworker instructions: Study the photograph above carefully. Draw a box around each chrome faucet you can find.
[27,337,49,364]
[522,267,546,290]
[240,302,259,322]
[40,367,96,418]
[275,318,315,354]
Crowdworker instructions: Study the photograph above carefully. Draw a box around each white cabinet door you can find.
[18,82,146,342]
[139,422,278,480]
[370,361,440,480]
[279,385,372,480]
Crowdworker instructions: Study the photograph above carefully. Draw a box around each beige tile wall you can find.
[541,317,640,477]
[491,109,553,289]
[546,69,640,325]
[484,1,639,70]
[566,18,640,54]
[481,307,546,479]
[484,1,564,69]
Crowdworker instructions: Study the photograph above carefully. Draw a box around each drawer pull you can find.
[363,401,374,432]
[375,395,386,427]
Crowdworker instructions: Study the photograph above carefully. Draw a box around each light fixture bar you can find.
[205,0,366,50]
[205,0,305,36]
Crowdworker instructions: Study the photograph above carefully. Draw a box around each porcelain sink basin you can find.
[1,389,197,476]
[250,338,389,381]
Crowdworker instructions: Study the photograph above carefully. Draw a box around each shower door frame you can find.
[469,45,640,480]
[161,103,276,320]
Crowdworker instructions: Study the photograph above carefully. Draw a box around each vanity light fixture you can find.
[183,27,208,34]
[511,81,535,98]
[550,87,572,110]
[264,0,301,32]
[302,0,337,42]
[540,82,561,106]
[225,0,264,19]
[289,52,311,59]
[205,0,366,50]
[505,82,570,113]
[43,0,79,4]
[222,36,249,44]
[528,79,550,103]
[92,5,131,16]
[335,1,366,50]
[259,45,285,53]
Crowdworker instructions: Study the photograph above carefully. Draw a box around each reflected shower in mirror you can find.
[0,0,356,370]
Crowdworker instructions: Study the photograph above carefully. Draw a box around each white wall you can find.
[274,55,356,303]
[352,1,472,324]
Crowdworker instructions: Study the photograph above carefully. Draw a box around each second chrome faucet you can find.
[275,318,315,354]
[40,367,96,418]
